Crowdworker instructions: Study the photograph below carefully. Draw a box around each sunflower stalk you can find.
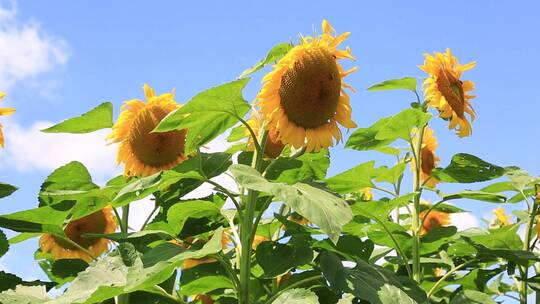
[238,130,268,304]
[410,101,428,283]
[118,205,130,304]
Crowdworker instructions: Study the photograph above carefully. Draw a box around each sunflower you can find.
[0,92,15,148]
[39,206,117,262]
[420,210,450,234]
[246,112,285,158]
[411,127,440,187]
[493,207,511,226]
[360,187,373,201]
[434,267,444,278]
[257,20,357,152]
[107,84,188,177]
[192,295,213,304]
[419,48,476,137]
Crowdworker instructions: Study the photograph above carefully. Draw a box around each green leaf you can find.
[41,102,113,133]
[256,237,313,277]
[230,164,352,243]
[451,290,496,304]
[113,170,202,206]
[179,263,233,296]
[320,252,425,304]
[265,149,330,184]
[166,200,221,235]
[505,166,535,191]
[0,230,7,258]
[0,271,22,292]
[326,161,376,194]
[0,285,50,303]
[0,183,17,199]
[239,42,293,78]
[51,259,89,283]
[442,191,507,203]
[51,228,224,303]
[375,108,431,141]
[433,153,505,183]
[367,77,417,92]
[155,79,251,153]
[468,226,522,250]
[345,117,396,152]
[271,288,319,304]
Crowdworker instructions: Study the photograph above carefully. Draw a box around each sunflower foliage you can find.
[0,20,539,304]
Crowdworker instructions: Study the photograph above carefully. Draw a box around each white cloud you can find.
[451,212,480,231]
[0,0,68,90]
[0,119,120,181]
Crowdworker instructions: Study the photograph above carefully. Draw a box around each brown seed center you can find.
[129,106,186,167]
[279,48,341,129]
[54,210,108,249]
[436,69,465,118]
[421,148,436,175]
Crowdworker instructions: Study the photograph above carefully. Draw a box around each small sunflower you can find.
[412,127,440,187]
[434,267,445,278]
[107,84,188,177]
[536,216,540,239]
[419,48,476,137]
[420,210,450,234]
[360,187,373,201]
[246,112,285,158]
[0,92,16,148]
[258,20,357,152]
[192,295,213,304]
[493,207,511,226]
[39,206,117,262]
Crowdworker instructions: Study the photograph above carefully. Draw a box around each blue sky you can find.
[0,0,539,297]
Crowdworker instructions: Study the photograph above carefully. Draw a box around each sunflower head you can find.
[107,84,188,177]
[412,127,440,187]
[434,267,444,278]
[252,235,270,250]
[39,206,117,262]
[258,20,357,152]
[419,48,476,137]
[420,210,450,235]
[0,92,16,148]
[493,207,511,226]
[246,112,285,158]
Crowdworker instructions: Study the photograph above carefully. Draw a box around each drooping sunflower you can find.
[419,48,476,137]
[107,84,188,177]
[493,207,511,226]
[246,112,285,158]
[39,206,117,262]
[420,209,450,235]
[0,92,16,148]
[411,127,440,187]
[258,20,357,152]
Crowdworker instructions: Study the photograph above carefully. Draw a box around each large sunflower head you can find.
[39,206,117,262]
[412,127,440,187]
[419,48,476,137]
[246,112,285,158]
[107,84,188,177]
[257,20,357,152]
[0,92,16,148]
[420,209,450,235]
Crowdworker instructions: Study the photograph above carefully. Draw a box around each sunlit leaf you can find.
[166,200,221,235]
[240,42,293,78]
[375,108,431,141]
[433,153,505,183]
[367,77,417,92]
[230,164,352,243]
[326,161,376,194]
[442,191,507,203]
[271,288,319,304]
[345,117,395,152]
[41,102,113,134]
[155,79,251,153]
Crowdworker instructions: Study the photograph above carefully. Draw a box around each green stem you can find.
[427,261,473,299]
[238,131,268,304]
[522,188,539,303]
[213,254,241,294]
[147,285,182,303]
[140,204,159,231]
[118,205,130,304]
[411,107,428,283]
[264,274,324,304]
[206,179,243,219]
